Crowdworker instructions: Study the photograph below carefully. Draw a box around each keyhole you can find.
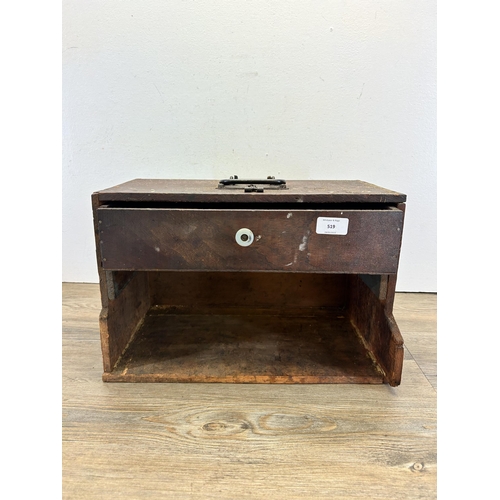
[235,228,254,247]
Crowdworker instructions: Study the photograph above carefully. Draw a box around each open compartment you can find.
[99,271,404,386]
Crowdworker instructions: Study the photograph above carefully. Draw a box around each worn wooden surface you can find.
[149,271,349,310]
[101,271,400,384]
[98,207,403,273]
[105,310,384,384]
[349,275,404,386]
[63,283,436,499]
[95,179,407,204]
[100,271,150,372]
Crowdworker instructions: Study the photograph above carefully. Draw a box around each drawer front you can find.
[97,207,403,273]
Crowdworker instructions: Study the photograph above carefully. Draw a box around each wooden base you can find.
[103,308,386,384]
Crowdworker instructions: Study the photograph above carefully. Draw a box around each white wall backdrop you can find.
[62,0,436,292]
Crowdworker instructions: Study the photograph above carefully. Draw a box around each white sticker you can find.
[316,217,349,235]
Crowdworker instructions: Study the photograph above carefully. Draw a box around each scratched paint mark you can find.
[285,262,293,267]
[287,213,293,219]
[256,235,262,241]
[154,246,160,252]
[299,232,310,252]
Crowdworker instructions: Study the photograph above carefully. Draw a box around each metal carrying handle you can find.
[218,176,287,192]
[219,178,286,187]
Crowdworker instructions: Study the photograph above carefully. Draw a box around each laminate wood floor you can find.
[62,283,436,500]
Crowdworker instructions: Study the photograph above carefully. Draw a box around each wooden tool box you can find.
[92,178,406,386]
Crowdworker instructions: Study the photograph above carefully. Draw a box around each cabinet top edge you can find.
[94,179,407,203]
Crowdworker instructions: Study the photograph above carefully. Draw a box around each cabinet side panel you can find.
[91,193,109,308]
[93,193,113,372]
[386,314,405,386]
[348,275,404,386]
[384,203,406,314]
[100,272,150,373]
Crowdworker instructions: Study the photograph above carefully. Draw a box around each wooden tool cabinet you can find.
[92,179,406,386]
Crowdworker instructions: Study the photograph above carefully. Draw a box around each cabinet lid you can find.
[95,179,406,204]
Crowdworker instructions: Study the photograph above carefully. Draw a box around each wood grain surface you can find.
[95,179,407,204]
[63,283,436,500]
[349,275,404,386]
[104,310,385,384]
[148,271,349,310]
[97,207,403,273]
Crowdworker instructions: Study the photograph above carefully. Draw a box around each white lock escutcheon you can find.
[235,228,254,247]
